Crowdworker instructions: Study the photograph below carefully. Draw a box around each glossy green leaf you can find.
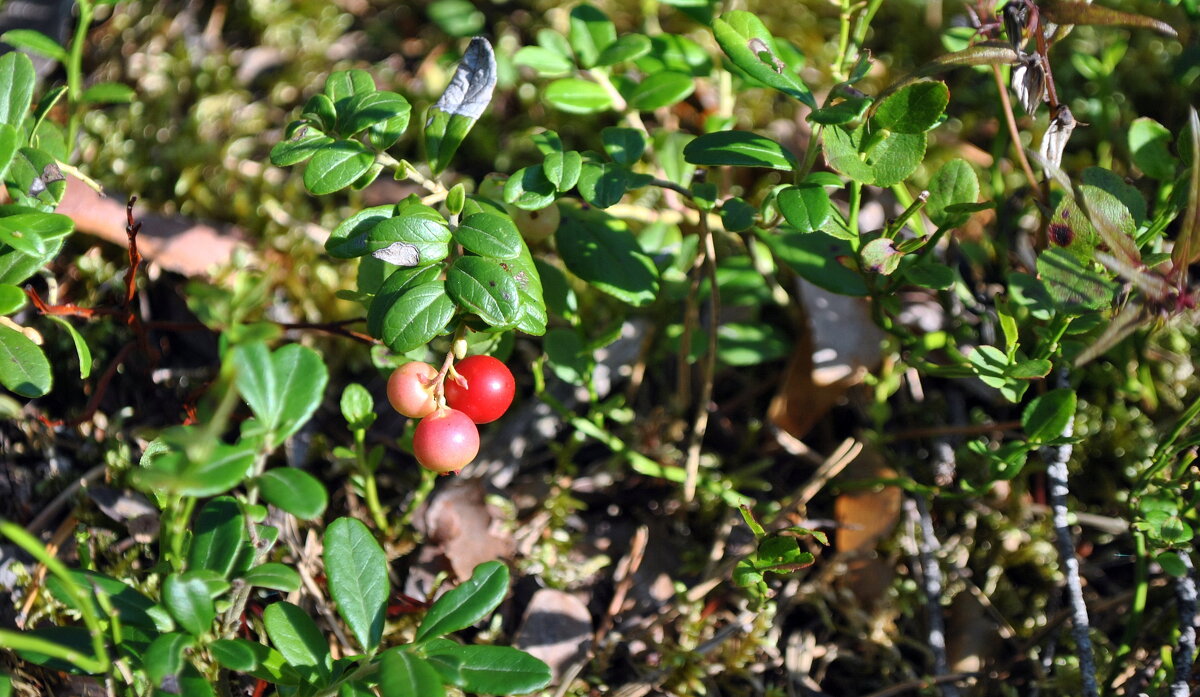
[271,126,333,167]
[1,30,66,63]
[555,208,659,306]
[264,602,333,684]
[324,517,389,652]
[0,212,72,256]
[379,649,446,697]
[447,256,521,328]
[684,131,797,170]
[1022,388,1076,444]
[0,124,18,179]
[210,638,301,686]
[324,69,376,108]
[133,438,256,498]
[0,324,50,397]
[82,82,135,104]
[808,96,872,125]
[926,159,980,228]
[505,165,558,210]
[144,633,190,690]
[542,150,583,192]
[46,316,91,379]
[872,81,948,134]
[45,570,164,630]
[187,496,245,578]
[711,12,814,107]
[162,573,218,636]
[0,283,23,314]
[509,237,548,336]
[759,230,867,297]
[454,212,522,259]
[340,91,411,139]
[366,264,443,337]
[257,467,328,521]
[544,328,590,383]
[233,343,328,448]
[595,33,652,66]
[777,184,832,233]
[513,46,573,76]
[719,197,757,233]
[636,34,712,77]
[372,281,456,352]
[568,3,617,68]
[304,140,374,195]
[577,161,628,208]
[367,214,453,267]
[423,644,552,695]
[302,93,338,132]
[326,205,397,259]
[0,53,32,131]
[601,127,646,166]
[627,71,695,110]
[416,561,509,641]
[544,78,613,114]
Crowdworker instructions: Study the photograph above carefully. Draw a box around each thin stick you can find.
[1173,553,1197,697]
[910,495,959,697]
[683,205,720,502]
[1043,369,1097,697]
[990,64,1041,198]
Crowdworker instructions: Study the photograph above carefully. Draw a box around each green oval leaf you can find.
[454,212,522,259]
[926,158,980,228]
[304,140,374,195]
[82,82,135,105]
[0,324,50,397]
[423,644,552,695]
[568,3,617,68]
[187,496,245,578]
[340,90,412,139]
[711,12,814,107]
[684,130,797,170]
[326,205,397,259]
[1022,388,1076,445]
[0,283,23,314]
[210,638,301,686]
[256,467,328,521]
[543,150,582,192]
[379,649,446,697]
[872,81,948,134]
[596,33,652,66]
[577,161,629,208]
[0,52,34,130]
[504,165,557,210]
[544,78,613,114]
[1,30,66,64]
[241,563,301,593]
[447,256,521,328]
[372,281,456,352]
[234,343,329,447]
[555,208,659,306]
[759,229,867,296]
[627,71,695,110]
[513,46,573,76]
[777,184,832,233]
[415,561,509,641]
[367,213,452,267]
[822,124,925,186]
[263,601,332,685]
[324,517,389,652]
[162,573,218,636]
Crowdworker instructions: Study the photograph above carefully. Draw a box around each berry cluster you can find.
[386,355,515,473]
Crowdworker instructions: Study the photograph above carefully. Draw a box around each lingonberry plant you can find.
[2,0,1200,696]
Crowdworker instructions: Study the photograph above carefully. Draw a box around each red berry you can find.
[413,407,480,473]
[444,355,515,424]
[387,362,438,419]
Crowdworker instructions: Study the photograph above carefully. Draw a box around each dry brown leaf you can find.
[413,479,515,582]
[834,447,901,606]
[513,589,592,683]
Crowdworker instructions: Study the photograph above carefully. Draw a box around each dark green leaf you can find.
[301,93,338,132]
[0,283,23,314]
[872,81,948,134]
[808,96,872,125]
[367,214,453,267]
[210,638,301,686]
[46,316,91,379]
[233,343,328,448]
[0,124,18,179]
[45,570,163,630]
[684,130,797,170]
[324,518,389,652]
[601,128,646,166]
[162,573,218,636]
[187,496,245,578]
[544,328,591,383]
[555,208,659,306]
[1022,388,1076,444]
[577,161,628,208]
[372,281,456,352]
[777,184,832,232]
[425,38,496,173]
[304,140,374,195]
[0,324,50,397]
[366,265,443,337]
[326,205,397,259]
[1128,117,1175,180]
[423,644,552,695]
[711,12,814,107]
[759,230,867,296]
[504,165,557,210]
[257,467,328,521]
[263,601,333,685]
[544,78,613,114]
[822,124,925,186]
[447,256,521,328]
[379,649,446,697]
[416,561,509,641]
[144,633,190,690]
[340,383,375,431]
[719,197,756,232]
[1036,247,1119,312]
[627,71,695,110]
[454,212,522,259]
[903,261,956,289]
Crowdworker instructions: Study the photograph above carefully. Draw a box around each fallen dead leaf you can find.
[513,588,592,684]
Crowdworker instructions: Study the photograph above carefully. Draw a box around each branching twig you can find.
[1173,552,1197,697]
[1042,369,1097,697]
